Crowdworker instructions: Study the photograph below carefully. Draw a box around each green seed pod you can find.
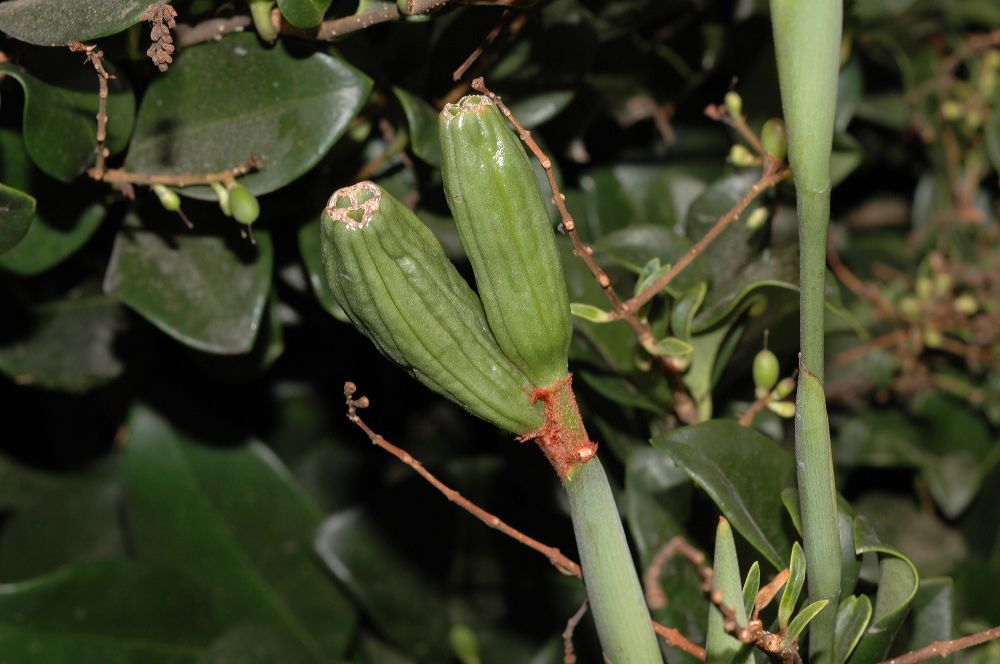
[724,91,743,120]
[767,400,796,418]
[728,144,757,167]
[211,182,231,216]
[229,184,260,225]
[152,184,181,212]
[753,349,780,392]
[321,181,542,434]
[773,376,796,400]
[439,95,572,387]
[761,118,788,162]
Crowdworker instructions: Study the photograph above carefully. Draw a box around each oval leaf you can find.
[103,215,273,354]
[652,420,796,569]
[277,0,332,28]
[125,33,372,199]
[0,184,35,253]
[122,405,358,658]
[393,86,442,166]
[570,302,615,323]
[835,595,873,664]
[0,0,151,45]
[0,55,134,182]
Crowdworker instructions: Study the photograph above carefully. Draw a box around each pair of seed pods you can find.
[321,95,571,436]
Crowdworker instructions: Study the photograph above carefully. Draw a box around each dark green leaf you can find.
[278,0,332,28]
[0,294,125,391]
[835,595,872,664]
[742,561,760,618]
[297,217,348,321]
[507,90,574,128]
[595,224,709,292]
[779,542,806,630]
[0,561,225,663]
[985,111,1000,174]
[781,600,829,649]
[684,172,764,283]
[393,87,442,166]
[103,215,273,354]
[125,33,372,199]
[905,578,954,663]
[0,183,35,253]
[122,405,357,660]
[847,516,919,664]
[315,507,451,661]
[652,420,795,569]
[0,0,152,45]
[831,133,863,186]
[0,55,134,181]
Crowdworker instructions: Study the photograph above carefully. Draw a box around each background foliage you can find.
[1,0,998,662]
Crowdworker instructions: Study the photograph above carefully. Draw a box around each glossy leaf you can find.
[0,294,125,391]
[507,90,574,128]
[0,561,225,663]
[278,0,332,28]
[103,215,273,354]
[779,542,806,630]
[0,0,151,45]
[297,216,348,321]
[905,578,954,663]
[846,517,920,664]
[570,302,615,323]
[0,183,35,253]
[781,600,829,649]
[652,420,796,569]
[125,33,372,199]
[684,172,765,285]
[648,336,693,357]
[834,595,873,664]
[0,55,134,182]
[595,224,709,292]
[394,87,442,166]
[122,405,357,659]
[315,506,451,661]
[742,561,760,618]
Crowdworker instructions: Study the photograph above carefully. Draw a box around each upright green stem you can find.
[541,378,661,663]
[566,457,663,664]
[770,1,843,662]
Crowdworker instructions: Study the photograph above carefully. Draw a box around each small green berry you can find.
[396,0,414,14]
[761,118,787,162]
[728,144,757,167]
[923,328,943,349]
[773,376,796,400]
[753,349,780,392]
[915,276,934,300]
[940,100,963,121]
[449,624,480,664]
[152,184,181,212]
[229,184,260,225]
[211,182,231,216]
[954,294,979,316]
[746,206,771,230]
[767,401,796,418]
[724,91,743,120]
[899,295,921,321]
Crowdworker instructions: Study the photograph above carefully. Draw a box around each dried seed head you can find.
[325,181,381,230]
[441,94,493,121]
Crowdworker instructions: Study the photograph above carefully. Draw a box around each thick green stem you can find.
[565,457,663,664]
[536,377,660,663]
[770,1,843,661]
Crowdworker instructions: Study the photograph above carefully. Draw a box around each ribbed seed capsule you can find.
[439,95,572,388]
[321,181,542,435]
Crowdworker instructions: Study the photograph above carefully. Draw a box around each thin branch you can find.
[342,382,706,658]
[738,393,772,427]
[470,77,700,424]
[562,601,589,664]
[827,243,900,320]
[704,103,765,156]
[624,167,791,313]
[878,625,1000,664]
[752,567,789,619]
[453,9,513,81]
[94,156,261,187]
[343,382,581,577]
[68,42,113,180]
[175,15,252,47]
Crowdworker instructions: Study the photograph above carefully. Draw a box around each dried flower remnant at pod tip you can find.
[324,181,382,230]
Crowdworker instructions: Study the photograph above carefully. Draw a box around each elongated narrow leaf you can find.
[742,561,761,618]
[652,420,796,569]
[0,54,134,182]
[846,517,920,664]
[835,595,873,664]
[125,33,372,199]
[394,87,442,166]
[705,518,754,664]
[782,600,830,649]
[779,542,806,630]
[122,405,358,659]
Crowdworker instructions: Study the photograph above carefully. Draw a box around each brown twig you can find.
[343,382,706,658]
[624,167,791,314]
[878,625,1000,664]
[343,382,581,577]
[94,156,261,187]
[704,103,765,156]
[453,9,513,81]
[738,393,772,427]
[752,567,789,619]
[68,42,113,180]
[562,601,588,664]
[827,243,900,320]
[175,15,252,47]
[470,77,700,424]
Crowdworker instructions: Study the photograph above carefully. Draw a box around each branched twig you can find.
[94,156,261,188]
[878,625,1000,664]
[343,382,581,577]
[68,42,113,180]
[562,600,588,664]
[623,166,791,314]
[705,102,765,156]
[738,392,772,427]
[453,9,513,81]
[470,77,700,424]
[827,243,900,320]
[140,2,178,72]
[342,382,706,658]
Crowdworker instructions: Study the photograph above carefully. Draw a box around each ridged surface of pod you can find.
[321,181,543,435]
[439,95,572,387]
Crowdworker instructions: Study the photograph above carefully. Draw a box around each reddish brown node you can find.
[518,373,598,481]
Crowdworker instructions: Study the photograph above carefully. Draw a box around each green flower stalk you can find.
[770,1,843,662]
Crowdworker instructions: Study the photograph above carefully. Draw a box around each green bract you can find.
[320,181,543,435]
[439,95,572,388]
